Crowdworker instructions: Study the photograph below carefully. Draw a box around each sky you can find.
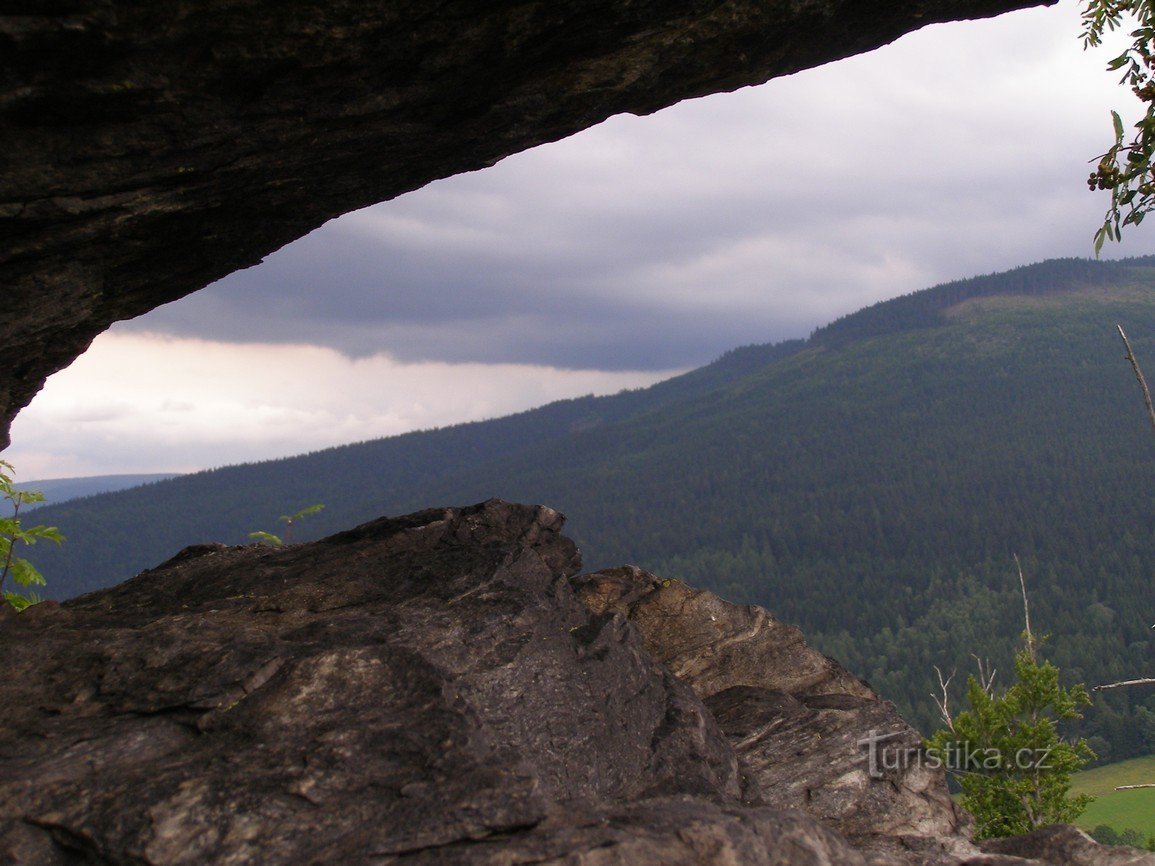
[7,0,1154,480]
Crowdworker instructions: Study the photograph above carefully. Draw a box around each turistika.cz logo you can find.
[857,729,1055,780]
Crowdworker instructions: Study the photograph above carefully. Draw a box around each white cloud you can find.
[6,332,679,478]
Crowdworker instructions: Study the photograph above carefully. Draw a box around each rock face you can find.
[575,566,973,863]
[0,500,1146,865]
[2,0,1052,446]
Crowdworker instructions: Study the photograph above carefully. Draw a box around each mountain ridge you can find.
[19,474,179,511]
[28,254,1155,595]
[22,255,1155,759]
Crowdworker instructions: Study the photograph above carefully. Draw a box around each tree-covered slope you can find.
[24,256,1155,758]
[21,474,178,510]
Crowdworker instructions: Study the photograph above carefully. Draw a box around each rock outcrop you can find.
[2,0,1052,446]
[0,500,1146,865]
[575,565,973,863]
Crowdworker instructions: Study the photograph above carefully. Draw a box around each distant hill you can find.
[23,255,1155,760]
[19,474,178,510]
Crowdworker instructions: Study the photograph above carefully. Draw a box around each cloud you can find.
[6,332,679,478]
[126,1,1150,375]
[13,0,1155,476]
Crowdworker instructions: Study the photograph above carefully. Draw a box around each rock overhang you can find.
[2,0,1054,448]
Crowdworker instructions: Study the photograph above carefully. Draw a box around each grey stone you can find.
[977,824,1155,865]
[0,500,1131,864]
[574,565,974,864]
[0,501,851,864]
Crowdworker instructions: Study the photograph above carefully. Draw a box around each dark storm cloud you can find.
[124,1,1153,372]
[130,162,821,369]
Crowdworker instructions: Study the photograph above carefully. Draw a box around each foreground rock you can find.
[0,500,1144,865]
[576,566,972,864]
[1,0,1052,445]
[979,825,1155,864]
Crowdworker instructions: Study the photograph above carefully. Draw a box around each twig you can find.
[1092,677,1155,692]
[1117,324,1155,434]
[1115,784,1155,790]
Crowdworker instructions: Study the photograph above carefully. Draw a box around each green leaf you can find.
[9,558,47,588]
[1094,224,1109,256]
[248,531,283,547]
[11,489,45,506]
[1108,52,1131,70]
[24,525,64,545]
[3,591,33,612]
[281,503,325,524]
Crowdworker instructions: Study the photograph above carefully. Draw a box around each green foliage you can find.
[1089,824,1155,850]
[249,503,324,547]
[0,460,63,611]
[926,641,1094,839]
[1091,824,1120,845]
[247,530,284,547]
[1082,0,1155,251]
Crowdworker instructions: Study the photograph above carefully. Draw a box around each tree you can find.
[926,560,1093,838]
[0,460,64,611]
[926,640,1094,838]
[1082,0,1155,251]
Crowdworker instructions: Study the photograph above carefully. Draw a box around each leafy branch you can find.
[0,460,64,611]
[1082,0,1155,252]
[249,503,324,547]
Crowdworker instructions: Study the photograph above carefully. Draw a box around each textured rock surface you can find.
[574,565,973,864]
[0,501,855,864]
[2,0,1052,446]
[0,500,1145,865]
[978,824,1155,865]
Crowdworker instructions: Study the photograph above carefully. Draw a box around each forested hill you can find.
[24,255,1155,759]
[811,257,1131,348]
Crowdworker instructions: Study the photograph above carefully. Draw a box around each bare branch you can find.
[1092,677,1155,692]
[933,665,955,729]
[972,655,997,697]
[1014,553,1035,663]
[1118,324,1155,434]
[1116,784,1155,790]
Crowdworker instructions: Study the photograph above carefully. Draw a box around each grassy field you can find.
[1071,755,1155,837]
